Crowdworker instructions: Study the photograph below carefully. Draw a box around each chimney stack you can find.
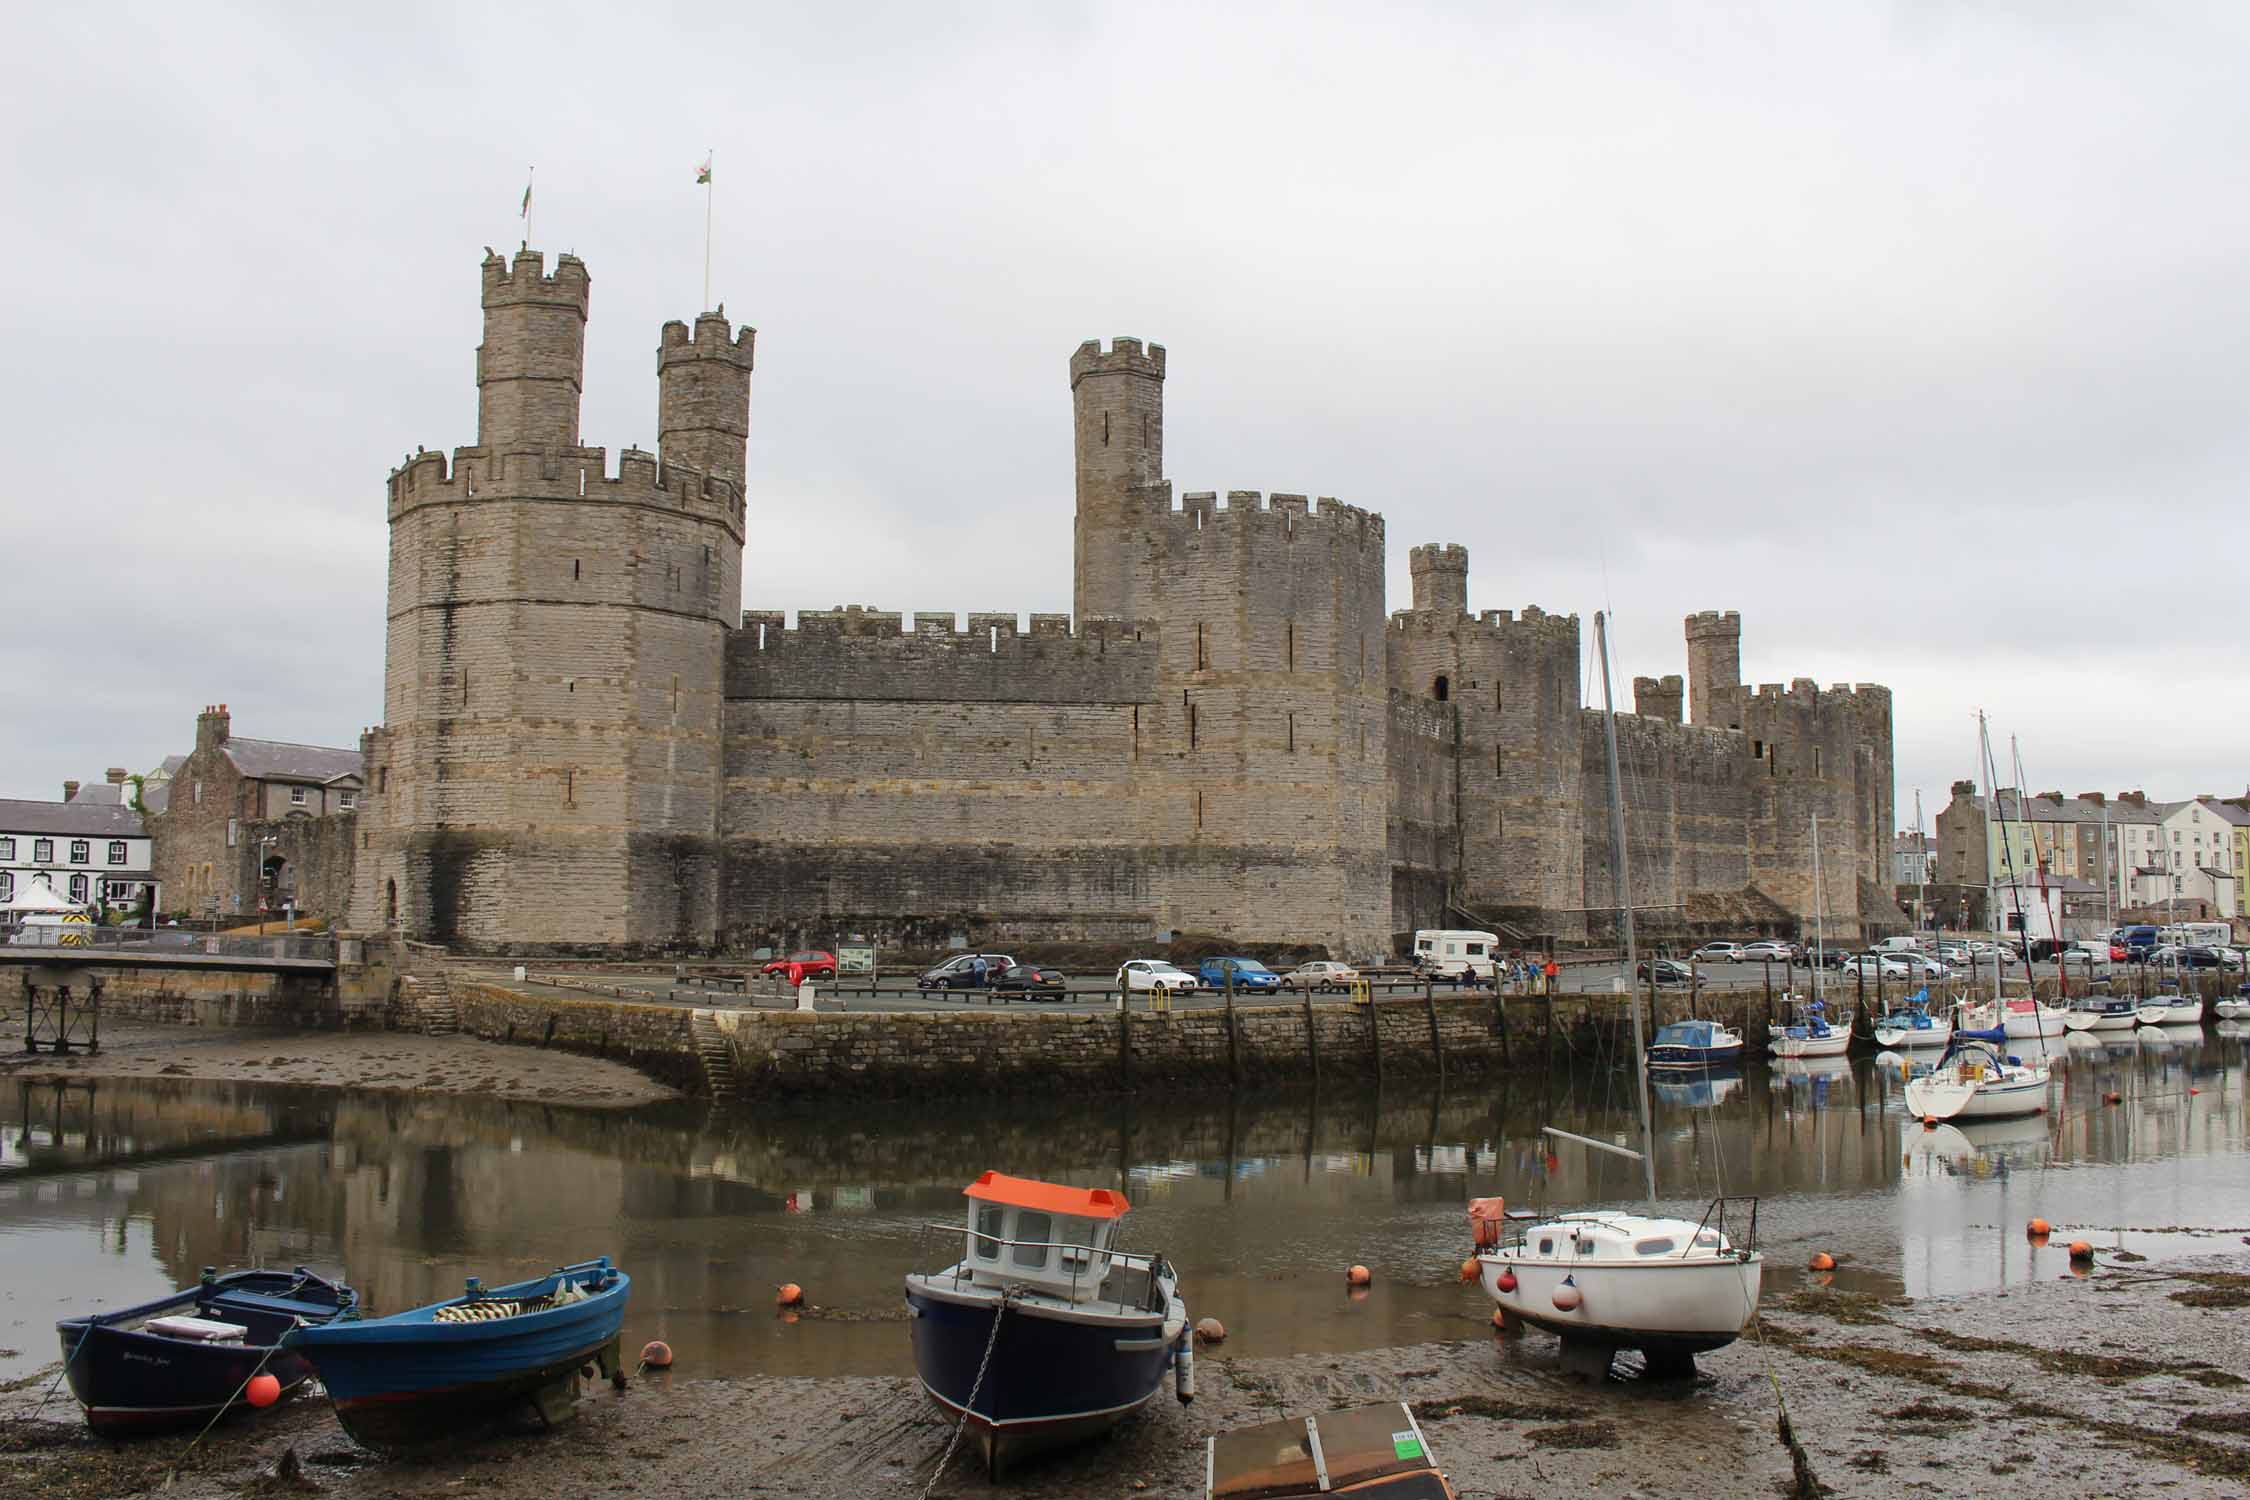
[62,780,79,802]
[106,767,128,784]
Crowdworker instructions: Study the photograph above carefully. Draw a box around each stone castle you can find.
[349,247,1898,955]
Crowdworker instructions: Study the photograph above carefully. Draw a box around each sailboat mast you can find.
[1812,813,1823,1002]
[1594,611,1658,1210]
[1978,712,2002,1005]
[1914,787,1928,936]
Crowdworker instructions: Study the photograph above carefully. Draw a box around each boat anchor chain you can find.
[922,1287,1018,1496]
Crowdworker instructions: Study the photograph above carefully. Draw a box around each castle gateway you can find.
[352,248,1897,956]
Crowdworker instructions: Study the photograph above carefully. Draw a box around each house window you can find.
[34,838,53,862]
[340,791,356,809]
[193,780,202,805]
[0,837,12,859]
[70,840,89,863]
[68,874,87,902]
[0,872,10,901]
[290,786,307,805]
[108,841,126,865]
[378,768,388,793]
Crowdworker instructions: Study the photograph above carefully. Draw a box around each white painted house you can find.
[0,798,157,914]
[2157,799,2239,917]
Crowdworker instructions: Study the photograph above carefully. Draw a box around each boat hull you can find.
[1646,1043,1743,1070]
[1873,1019,1952,1049]
[1904,1068,2048,1121]
[1476,1244,1761,1358]
[1768,1031,1850,1059]
[2063,1004,2140,1032]
[905,1281,1181,1475]
[285,1261,629,1449]
[56,1269,355,1434]
[2136,1002,2203,1026]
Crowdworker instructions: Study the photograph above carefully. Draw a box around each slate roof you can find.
[1971,791,2163,825]
[68,783,125,805]
[0,798,147,838]
[221,738,363,784]
[142,782,170,813]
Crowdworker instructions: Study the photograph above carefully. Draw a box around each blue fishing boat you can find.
[55,1266,358,1433]
[1645,1018,1745,1070]
[906,1172,1192,1478]
[283,1256,629,1448]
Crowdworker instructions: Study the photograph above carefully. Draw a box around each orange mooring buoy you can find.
[640,1339,674,1369]
[2067,1241,2094,1263]
[1195,1317,1226,1344]
[1458,1257,1479,1284]
[2027,1218,2052,1238]
[1807,1252,1836,1272]
[245,1373,281,1408]
[1346,1265,1372,1287]
[776,1282,805,1308]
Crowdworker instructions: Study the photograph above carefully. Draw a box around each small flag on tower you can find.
[696,156,712,185]
[520,174,533,217]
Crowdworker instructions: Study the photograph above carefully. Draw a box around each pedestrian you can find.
[1543,957,1559,995]
[971,955,987,991]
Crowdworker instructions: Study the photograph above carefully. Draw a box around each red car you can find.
[762,950,836,986]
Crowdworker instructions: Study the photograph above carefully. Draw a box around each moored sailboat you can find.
[1872,989,1953,1049]
[1902,1027,2050,1122]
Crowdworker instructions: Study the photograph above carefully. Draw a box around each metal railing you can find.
[917,1223,1168,1314]
[0,924,336,962]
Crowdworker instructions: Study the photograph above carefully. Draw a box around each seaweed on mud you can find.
[2169,1273,2250,1311]
[1881,1399,1973,1425]
[1523,1421,1618,1450]
[1908,1325,2167,1380]
[2178,1410,2250,1436]
[2186,1367,2247,1389]
[1779,1289,1894,1327]
[1412,1396,1579,1424]
[1847,1450,1890,1473]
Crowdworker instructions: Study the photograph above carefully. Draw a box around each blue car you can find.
[1197,957,1282,992]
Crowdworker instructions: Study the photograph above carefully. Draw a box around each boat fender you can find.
[1458,1258,1479,1284]
[246,1373,281,1408]
[1495,1269,1517,1295]
[1551,1276,1582,1312]
[1174,1336,1196,1404]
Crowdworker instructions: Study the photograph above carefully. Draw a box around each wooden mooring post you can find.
[1423,975,1444,1080]
[1302,988,1321,1081]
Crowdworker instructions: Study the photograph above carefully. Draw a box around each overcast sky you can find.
[6,2,2247,826]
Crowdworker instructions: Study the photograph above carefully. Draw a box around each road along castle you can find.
[348,246,1899,956]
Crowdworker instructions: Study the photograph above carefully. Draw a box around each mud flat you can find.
[0,1024,677,1108]
[4,1250,2244,1499]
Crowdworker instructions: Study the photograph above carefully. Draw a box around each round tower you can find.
[1070,337,1167,622]
[1408,543,1469,614]
[659,310,757,483]
[476,248,588,449]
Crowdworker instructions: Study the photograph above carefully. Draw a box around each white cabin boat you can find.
[1902,1030,2050,1122]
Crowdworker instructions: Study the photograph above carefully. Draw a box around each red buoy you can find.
[245,1373,281,1409]
[776,1282,804,1308]
[640,1339,674,1369]
[1496,1269,1518,1294]
[1346,1265,1372,1287]
[2067,1241,2094,1263]
[2026,1218,2052,1238]
[1808,1252,1836,1272]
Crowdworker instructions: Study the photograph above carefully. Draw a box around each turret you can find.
[1408,543,1469,615]
[1071,337,1167,622]
[658,310,756,484]
[476,248,589,450]
[1683,610,1741,727]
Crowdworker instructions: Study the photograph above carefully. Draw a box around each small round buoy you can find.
[245,1373,281,1409]
[2068,1241,2094,1263]
[1921,1115,1937,1129]
[776,1282,805,1308]
[1495,1269,1518,1294]
[1194,1317,1226,1344]
[1551,1279,1583,1312]
[1458,1257,1479,1284]
[1808,1252,1836,1272]
[640,1339,674,1369]
[1491,1308,1509,1331]
[1346,1265,1372,1287]
[2027,1218,2052,1238]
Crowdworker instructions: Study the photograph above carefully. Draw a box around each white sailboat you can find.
[1470,610,1764,1379]
[1769,817,1852,1058]
[1903,1027,2051,1121]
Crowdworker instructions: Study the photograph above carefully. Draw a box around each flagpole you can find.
[702,148,714,311]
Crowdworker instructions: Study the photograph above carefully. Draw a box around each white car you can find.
[1837,954,1909,979]
[1892,953,1954,979]
[1285,960,1360,992]
[1117,959,1198,995]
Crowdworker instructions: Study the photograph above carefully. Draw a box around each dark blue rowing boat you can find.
[56,1266,358,1433]
[283,1256,630,1448]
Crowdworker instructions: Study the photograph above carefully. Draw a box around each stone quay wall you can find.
[447,979,705,1091]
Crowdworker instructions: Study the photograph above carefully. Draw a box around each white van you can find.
[1412,929,1499,980]
[2167,922,2230,948]
[1872,936,1926,955]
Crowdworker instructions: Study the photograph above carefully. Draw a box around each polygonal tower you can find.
[1684,610,1742,727]
[1071,337,1169,623]
[352,248,751,953]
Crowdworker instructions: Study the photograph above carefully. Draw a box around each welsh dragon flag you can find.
[696,156,712,185]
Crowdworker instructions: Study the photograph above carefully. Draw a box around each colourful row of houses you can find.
[1929,783,2249,922]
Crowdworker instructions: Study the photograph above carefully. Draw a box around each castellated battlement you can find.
[659,311,756,368]
[1684,609,1742,641]
[1388,602,1579,646]
[1163,490,1380,541]
[736,604,1153,648]
[480,246,589,308]
[1069,336,1167,384]
[385,443,745,540]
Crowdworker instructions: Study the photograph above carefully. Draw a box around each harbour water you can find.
[4,1021,2245,1388]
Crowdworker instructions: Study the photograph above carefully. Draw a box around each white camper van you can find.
[1411,929,1499,980]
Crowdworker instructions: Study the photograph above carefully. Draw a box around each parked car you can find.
[1636,957,1703,988]
[762,950,837,986]
[1935,943,1972,966]
[1690,941,1746,964]
[1836,953,1909,979]
[917,953,1018,990]
[2151,945,2227,971]
[1892,952,1954,979]
[1198,957,1283,992]
[1117,959,1198,995]
[2112,926,2160,959]
[1739,940,1801,963]
[1284,960,1360,993]
[2210,945,2248,972]
[2064,941,2112,968]
[991,963,1068,999]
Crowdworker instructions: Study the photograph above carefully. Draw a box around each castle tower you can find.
[352,247,748,953]
[476,248,588,449]
[1071,338,1168,622]
[659,311,757,482]
[1684,610,1741,727]
[1408,544,1469,615]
